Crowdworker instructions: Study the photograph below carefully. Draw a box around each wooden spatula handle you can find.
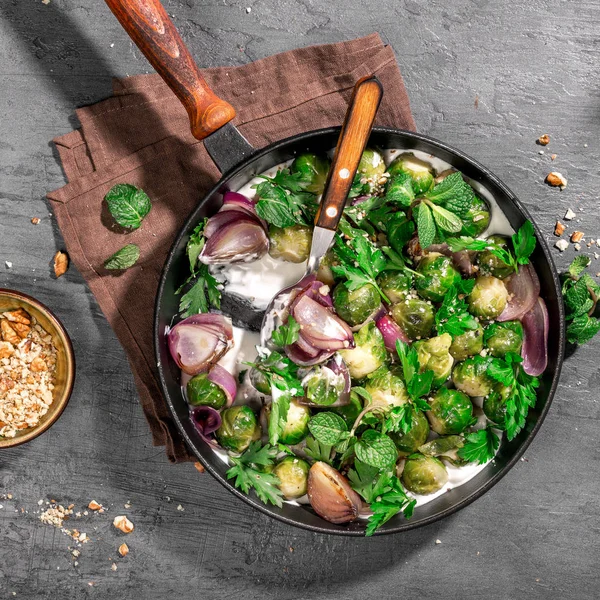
[315,76,383,230]
[105,0,235,140]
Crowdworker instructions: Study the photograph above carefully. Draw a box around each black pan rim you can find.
[154,125,566,536]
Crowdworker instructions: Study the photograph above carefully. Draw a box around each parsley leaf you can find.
[268,393,291,446]
[271,316,300,347]
[435,283,478,337]
[395,339,435,405]
[186,221,205,271]
[457,427,499,464]
[104,183,152,230]
[385,172,414,207]
[381,403,415,436]
[177,264,221,317]
[226,441,284,507]
[304,436,334,465]
[245,350,304,397]
[103,244,140,270]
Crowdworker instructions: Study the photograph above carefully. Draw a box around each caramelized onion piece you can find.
[521,297,549,376]
[498,263,540,322]
[307,462,362,524]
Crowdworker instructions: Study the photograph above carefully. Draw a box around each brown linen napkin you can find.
[47,33,416,462]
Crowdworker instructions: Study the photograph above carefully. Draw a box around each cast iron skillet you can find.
[106,0,565,535]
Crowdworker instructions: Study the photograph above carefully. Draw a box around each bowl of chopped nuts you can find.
[0,289,75,448]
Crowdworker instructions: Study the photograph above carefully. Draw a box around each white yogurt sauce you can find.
[202,148,516,510]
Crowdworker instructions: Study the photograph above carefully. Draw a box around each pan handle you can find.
[314,75,383,230]
[105,0,236,140]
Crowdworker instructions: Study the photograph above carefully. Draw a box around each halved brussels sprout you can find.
[186,373,228,409]
[333,283,380,327]
[415,254,461,302]
[387,153,435,195]
[365,367,409,409]
[302,364,346,407]
[460,194,490,237]
[216,406,261,453]
[483,383,511,428]
[376,270,412,303]
[426,387,474,435]
[402,454,448,495]
[484,321,523,357]
[269,225,312,263]
[273,456,310,499]
[357,148,386,186]
[418,435,464,460]
[391,410,430,456]
[390,296,435,341]
[290,153,330,194]
[468,275,509,320]
[339,321,388,379]
[477,235,514,279]
[449,324,484,362]
[278,399,311,445]
[414,333,454,389]
[316,251,338,286]
[452,357,494,397]
[250,368,271,395]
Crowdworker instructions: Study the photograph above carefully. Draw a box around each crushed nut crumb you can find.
[546,172,567,189]
[571,231,584,243]
[551,154,557,161]
[555,239,569,252]
[88,500,102,511]
[554,222,565,236]
[564,208,576,221]
[537,134,550,146]
[118,543,129,556]
[53,251,69,278]
[113,515,134,533]
[31,218,40,225]
[193,462,205,474]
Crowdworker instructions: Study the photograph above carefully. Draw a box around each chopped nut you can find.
[118,543,129,557]
[0,341,14,359]
[0,320,20,345]
[537,134,550,146]
[574,243,581,251]
[53,251,69,278]
[546,172,567,189]
[113,515,134,533]
[31,218,40,225]
[30,357,48,372]
[554,221,565,236]
[564,208,576,221]
[555,239,569,252]
[193,461,205,474]
[551,154,557,161]
[11,321,31,339]
[88,500,102,511]
[571,231,584,243]
[111,563,118,572]
[3,309,31,325]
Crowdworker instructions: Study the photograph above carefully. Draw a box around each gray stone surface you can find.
[0,0,599,598]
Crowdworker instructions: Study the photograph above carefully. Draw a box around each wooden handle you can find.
[105,0,236,139]
[315,76,383,230]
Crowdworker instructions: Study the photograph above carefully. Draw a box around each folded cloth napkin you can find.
[47,33,415,462]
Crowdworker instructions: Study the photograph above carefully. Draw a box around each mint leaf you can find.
[567,314,600,344]
[512,221,536,265]
[308,412,348,445]
[105,184,152,230]
[385,172,414,207]
[103,244,140,270]
[457,428,499,464]
[271,316,300,347]
[416,202,436,248]
[568,255,592,278]
[255,182,296,227]
[429,203,463,233]
[355,429,398,469]
[424,172,475,218]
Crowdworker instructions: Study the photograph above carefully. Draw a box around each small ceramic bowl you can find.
[0,289,75,448]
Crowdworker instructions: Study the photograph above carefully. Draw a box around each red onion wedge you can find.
[203,210,245,239]
[168,314,234,375]
[285,342,334,367]
[521,297,549,376]
[291,295,355,351]
[199,218,269,264]
[498,263,541,322]
[221,190,258,216]
[190,406,222,445]
[427,243,476,277]
[207,364,237,407]
[376,314,410,352]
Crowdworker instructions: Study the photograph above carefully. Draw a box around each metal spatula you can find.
[259,75,383,345]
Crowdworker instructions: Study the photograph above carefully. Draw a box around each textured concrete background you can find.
[0,1,599,598]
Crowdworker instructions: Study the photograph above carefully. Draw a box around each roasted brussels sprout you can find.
[250,368,271,395]
[302,364,346,406]
[386,211,415,254]
[186,373,228,409]
[268,225,312,263]
[385,172,415,207]
[290,152,330,194]
[278,399,311,445]
[415,253,461,302]
[339,321,388,379]
[316,250,338,286]
[376,270,412,303]
[365,368,409,409]
[452,357,494,397]
[468,275,509,320]
[333,283,380,327]
[449,324,484,361]
[273,456,310,499]
[402,454,448,495]
[414,333,454,388]
[426,387,474,435]
[390,410,430,456]
[477,235,514,279]
[484,321,523,357]
[357,148,386,185]
[387,153,435,195]
[483,383,511,428]
[390,296,435,341]
[418,435,464,460]
[460,194,490,237]
[216,406,261,453]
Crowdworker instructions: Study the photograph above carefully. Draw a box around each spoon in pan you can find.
[259,75,383,346]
